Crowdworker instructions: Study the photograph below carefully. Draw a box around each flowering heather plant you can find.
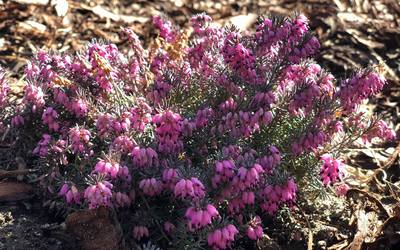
[0,13,396,249]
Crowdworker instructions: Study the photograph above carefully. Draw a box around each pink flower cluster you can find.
[212,108,273,138]
[153,110,183,154]
[212,160,235,188]
[335,183,350,197]
[152,16,175,42]
[94,159,122,179]
[42,107,60,131]
[33,134,51,157]
[23,84,45,112]
[111,135,135,154]
[129,98,152,132]
[11,115,24,127]
[222,32,257,83]
[207,224,239,250]
[68,99,89,118]
[96,112,132,137]
[174,177,205,200]
[255,14,319,62]
[363,120,396,144]
[131,146,158,168]
[139,178,162,196]
[1,13,396,250]
[162,168,178,189]
[246,216,264,240]
[163,221,175,234]
[261,178,297,214]
[59,183,81,204]
[113,192,131,208]
[292,131,326,155]
[232,163,265,190]
[339,71,386,113]
[320,154,344,186]
[185,204,219,231]
[88,43,119,92]
[190,13,212,35]
[69,127,92,155]
[257,146,281,172]
[84,181,113,209]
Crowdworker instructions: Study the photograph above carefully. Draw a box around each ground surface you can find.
[0,0,400,249]
[0,204,62,250]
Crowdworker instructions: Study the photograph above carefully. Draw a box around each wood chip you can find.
[53,0,69,17]
[11,0,49,5]
[90,5,149,23]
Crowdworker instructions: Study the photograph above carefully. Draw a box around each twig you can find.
[346,188,390,218]
[0,169,34,179]
[297,203,313,250]
[367,140,400,184]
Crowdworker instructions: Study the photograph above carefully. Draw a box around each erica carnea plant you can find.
[0,13,395,249]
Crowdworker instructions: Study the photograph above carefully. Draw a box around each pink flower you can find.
[42,107,60,131]
[69,127,92,155]
[33,134,51,157]
[174,177,205,200]
[131,146,158,168]
[132,226,149,240]
[139,178,162,196]
[185,204,219,231]
[207,224,238,249]
[153,110,183,154]
[59,184,81,204]
[152,16,175,42]
[241,191,255,205]
[320,154,344,186]
[292,131,327,155]
[111,135,135,154]
[190,13,212,35]
[362,120,396,144]
[84,181,113,209]
[212,160,235,188]
[113,192,131,207]
[69,99,88,117]
[164,221,175,234]
[336,183,350,197]
[261,178,297,214]
[23,84,45,112]
[129,98,152,132]
[246,225,263,240]
[93,159,122,179]
[11,115,24,127]
[96,113,114,137]
[222,32,258,84]
[162,168,178,189]
[339,71,386,114]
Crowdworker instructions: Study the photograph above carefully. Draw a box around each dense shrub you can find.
[0,13,395,249]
